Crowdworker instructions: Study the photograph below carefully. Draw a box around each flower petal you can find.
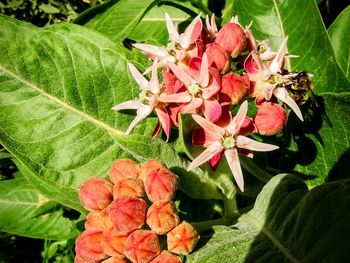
[202,98,222,123]
[198,53,209,87]
[227,100,248,135]
[201,67,221,99]
[158,91,192,103]
[206,14,218,40]
[179,13,202,49]
[155,106,171,141]
[269,37,288,74]
[224,148,244,192]
[236,135,279,151]
[111,100,142,111]
[128,63,148,90]
[165,13,180,43]
[168,63,195,88]
[180,97,203,114]
[125,105,153,134]
[273,87,304,121]
[149,59,160,94]
[191,114,225,138]
[133,43,169,58]
[187,141,224,171]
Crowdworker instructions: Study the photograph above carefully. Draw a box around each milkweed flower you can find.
[187,100,279,191]
[244,37,304,121]
[111,59,172,140]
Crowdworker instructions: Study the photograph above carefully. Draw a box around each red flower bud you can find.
[113,178,145,199]
[79,178,113,212]
[215,23,247,58]
[75,229,108,262]
[146,201,180,235]
[109,159,140,184]
[109,197,147,234]
[205,43,230,73]
[141,161,179,202]
[167,221,199,255]
[85,205,113,230]
[150,250,182,263]
[124,230,161,263]
[101,227,128,258]
[254,102,287,136]
[220,73,248,105]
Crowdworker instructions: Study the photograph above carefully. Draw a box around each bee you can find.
[287,71,317,107]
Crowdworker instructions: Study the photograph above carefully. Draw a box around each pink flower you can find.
[158,53,222,122]
[187,101,279,191]
[205,14,218,40]
[244,37,304,121]
[111,60,171,140]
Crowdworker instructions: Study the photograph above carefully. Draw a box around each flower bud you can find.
[205,43,230,73]
[143,165,179,203]
[101,227,128,258]
[113,178,145,199]
[146,201,180,235]
[215,23,247,58]
[79,178,113,212]
[254,102,287,136]
[75,229,108,262]
[109,159,140,184]
[150,250,182,263]
[124,230,161,263]
[101,257,128,263]
[109,197,147,234]
[167,221,199,255]
[85,205,113,230]
[139,160,165,182]
[220,73,248,105]
[74,254,86,263]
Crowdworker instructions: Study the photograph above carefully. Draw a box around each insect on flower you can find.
[187,101,279,192]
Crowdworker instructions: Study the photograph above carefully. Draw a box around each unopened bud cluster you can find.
[75,159,199,262]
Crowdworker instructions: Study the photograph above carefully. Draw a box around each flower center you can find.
[189,83,200,96]
[223,136,236,149]
[139,90,153,104]
[268,74,284,85]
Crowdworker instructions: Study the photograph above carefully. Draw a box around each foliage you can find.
[0,0,349,262]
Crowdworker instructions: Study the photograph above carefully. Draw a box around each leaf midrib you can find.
[0,64,124,138]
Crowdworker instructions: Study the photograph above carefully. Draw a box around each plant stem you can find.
[191,217,230,233]
[240,155,273,183]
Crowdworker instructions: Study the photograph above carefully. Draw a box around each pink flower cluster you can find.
[75,159,199,263]
[112,14,306,192]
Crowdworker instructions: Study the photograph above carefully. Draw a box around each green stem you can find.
[240,155,273,183]
[191,217,230,233]
[190,0,213,16]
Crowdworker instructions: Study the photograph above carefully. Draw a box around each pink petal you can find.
[168,63,195,88]
[227,100,248,135]
[192,127,221,147]
[128,63,148,90]
[198,53,209,87]
[269,37,288,74]
[165,13,180,43]
[111,100,142,111]
[125,105,153,134]
[158,91,192,103]
[133,43,169,58]
[155,106,171,141]
[236,135,279,151]
[149,59,160,94]
[180,97,203,114]
[202,98,222,123]
[191,114,225,139]
[179,14,202,49]
[224,148,244,192]
[187,141,224,171]
[206,14,218,40]
[188,57,202,82]
[201,67,221,99]
[273,87,304,121]
[209,152,222,171]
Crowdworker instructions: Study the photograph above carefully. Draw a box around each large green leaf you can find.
[232,0,350,93]
[187,174,350,262]
[85,0,158,42]
[328,5,350,81]
[281,92,350,187]
[0,15,227,213]
[0,178,79,240]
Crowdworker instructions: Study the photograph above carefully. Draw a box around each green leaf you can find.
[85,0,158,42]
[0,178,79,240]
[128,2,195,45]
[0,15,225,212]
[187,174,350,262]
[328,5,350,81]
[232,0,350,93]
[284,92,350,187]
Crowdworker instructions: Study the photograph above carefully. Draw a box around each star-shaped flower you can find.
[187,100,279,192]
